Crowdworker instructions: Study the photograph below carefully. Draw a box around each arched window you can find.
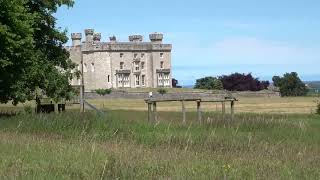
[107,75,110,82]
[91,63,95,72]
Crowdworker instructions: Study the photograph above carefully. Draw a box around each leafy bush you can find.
[157,88,167,95]
[194,76,223,90]
[95,89,112,96]
[316,102,320,115]
[272,72,308,97]
[219,73,269,91]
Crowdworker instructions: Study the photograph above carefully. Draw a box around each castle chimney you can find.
[129,35,143,42]
[71,33,82,46]
[93,33,101,43]
[85,29,94,42]
[149,33,163,43]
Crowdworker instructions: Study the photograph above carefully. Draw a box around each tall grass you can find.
[0,111,320,179]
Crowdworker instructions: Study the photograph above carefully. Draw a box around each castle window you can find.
[91,63,95,72]
[135,75,140,86]
[134,53,138,59]
[160,61,164,69]
[160,53,164,58]
[120,62,124,69]
[83,63,87,72]
[120,53,124,58]
[141,75,145,86]
[118,74,130,87]
[141,53,145,59]
[158,73,170,86]
[134,62,139,71]
[164,73,170,86]
[107,75,110,82]
[141,62,145,70]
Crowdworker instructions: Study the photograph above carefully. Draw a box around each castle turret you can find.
[129,35,143,42]
[93,33,101,43]
[149,33,163,43]
[85,29,94,42]
[71,33,82,46]
[109,35,117,43]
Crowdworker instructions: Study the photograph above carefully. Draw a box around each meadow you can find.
[0,96,320,179]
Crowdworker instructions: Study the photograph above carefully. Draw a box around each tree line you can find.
[194,72,307,97]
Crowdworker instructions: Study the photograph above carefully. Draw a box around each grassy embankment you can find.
[0,110,320,179]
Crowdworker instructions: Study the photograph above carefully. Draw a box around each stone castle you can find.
[67,29,172,91]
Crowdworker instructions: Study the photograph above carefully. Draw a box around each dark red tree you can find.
[219,73,269,91]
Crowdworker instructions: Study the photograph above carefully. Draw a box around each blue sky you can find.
[55,0,320,86]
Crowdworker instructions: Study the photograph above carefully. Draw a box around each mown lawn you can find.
[0,110,319,179]
[1,96,318,114]
[88,96,317,114]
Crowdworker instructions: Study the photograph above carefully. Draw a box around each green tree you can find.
[272,72,308,97]
[272,76,281,87]
[0,0,76,105]
[194,76,223,90]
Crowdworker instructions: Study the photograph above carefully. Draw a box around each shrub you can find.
[219,73,269,91]
[194,76,223,90]
[272,72,308,97]
[23,105,33,114]
[316,102,320,115]
[157,88,167,95]
[95,89,112,96]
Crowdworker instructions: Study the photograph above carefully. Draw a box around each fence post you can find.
[148,102,152,122]
[222,101,225,121]
[153,102,157,122]
[230,100,234,122]
[182,101,186,123]
[54,103,59,114]
[197,100,202,123]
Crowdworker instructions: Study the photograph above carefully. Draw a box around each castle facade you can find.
[67,29,172,91]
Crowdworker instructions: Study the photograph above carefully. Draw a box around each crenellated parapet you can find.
[70,29,170,50]
[93,33,101,42]
[109,35,117,42]
[149,33,163,43]
[85,29,94,36]
[129,35,143,42]
[71,33,82,40]
[85,29,94,42]
[82,42,172,52]
[71,33,82,46]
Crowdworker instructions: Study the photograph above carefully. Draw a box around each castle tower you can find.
[149,33,163,43]
[129,35,143,42]
[71,33,82,46]
[85,29,94,42]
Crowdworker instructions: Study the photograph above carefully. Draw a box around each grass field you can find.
[1,96,318,114]
[0,96,320,179]
[0,111,320,179]
[87,96,318,114]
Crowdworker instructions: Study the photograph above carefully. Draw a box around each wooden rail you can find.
[145,97,237,123]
